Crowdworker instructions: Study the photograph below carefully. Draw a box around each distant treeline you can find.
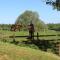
[0,24,12,30]
[0,23,60,31]
[47,23,60,31]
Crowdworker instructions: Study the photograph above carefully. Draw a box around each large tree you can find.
[15,10,48,31]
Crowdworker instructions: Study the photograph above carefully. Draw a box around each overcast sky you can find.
[0,0,60,24]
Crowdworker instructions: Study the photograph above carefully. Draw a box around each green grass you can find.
[0,42,60,60]
[0,30,59,36]
[0,30,60,44]
[0,30,60,42]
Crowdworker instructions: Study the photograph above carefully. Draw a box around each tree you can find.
[47,23,60,31]
[46,0,60,11]
[0,24,11,31]
[15,10,48,31]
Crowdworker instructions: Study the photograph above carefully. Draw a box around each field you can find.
[0,42,60,60]
[0,30,60,60]
[0,30,60,42]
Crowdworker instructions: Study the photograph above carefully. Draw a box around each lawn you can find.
[0,42,60,60]
[0,30,60,42]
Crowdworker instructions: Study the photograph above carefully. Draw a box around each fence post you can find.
[37,32,39,40]
[30,31,34,40]
[59,43,60,56]
[13,32,15,43]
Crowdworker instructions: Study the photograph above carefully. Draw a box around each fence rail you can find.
[9,34,60,38]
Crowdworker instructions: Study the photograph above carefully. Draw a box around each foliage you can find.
[15,10,48,31]
[0,24,11,31]
[47,23,60,31]
[46,0,60,11]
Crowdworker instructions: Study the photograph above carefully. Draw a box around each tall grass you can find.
[0,42,60,60]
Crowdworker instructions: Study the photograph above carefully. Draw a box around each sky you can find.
[0,0,60,24]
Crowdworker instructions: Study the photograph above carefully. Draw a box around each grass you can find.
[0,30,60,42]
[0,42,60,60]
[0,30,60,60]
